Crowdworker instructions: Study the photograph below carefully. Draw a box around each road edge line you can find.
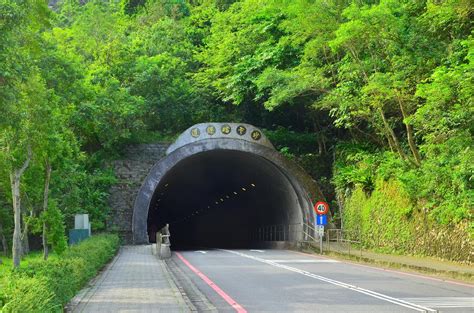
[223,249,437,313]
[291,250,473,288]
[175,252,247,313]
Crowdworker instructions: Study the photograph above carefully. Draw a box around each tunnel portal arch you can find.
[132,123,322,246]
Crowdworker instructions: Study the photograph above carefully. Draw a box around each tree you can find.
[34,96,76,259]
[0,0,58,267]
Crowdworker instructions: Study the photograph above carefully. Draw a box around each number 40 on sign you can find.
[314,201,329,215]
[313,201,329,226]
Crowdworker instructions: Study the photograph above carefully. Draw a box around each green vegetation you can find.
[0,234,119,312]
[342,180,471,261]
[0,0,471,274]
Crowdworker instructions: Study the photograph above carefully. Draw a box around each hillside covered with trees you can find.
[0,0,472,265]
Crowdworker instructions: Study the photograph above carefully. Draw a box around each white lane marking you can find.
[249,249,265,253]
[402,297,474,308]
[222,249,437,313]
[266,259,340,263]
[294,251,473,288]
[195,250,207,254]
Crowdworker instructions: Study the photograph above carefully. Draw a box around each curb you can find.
[301,247,473,285]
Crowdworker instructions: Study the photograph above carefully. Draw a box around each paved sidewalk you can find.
[68,245,189,313]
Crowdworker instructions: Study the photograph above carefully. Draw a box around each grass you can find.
[0,252,60,274]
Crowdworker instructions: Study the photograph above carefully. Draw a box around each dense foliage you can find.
[0,0,472,265]
[0,234,119,312]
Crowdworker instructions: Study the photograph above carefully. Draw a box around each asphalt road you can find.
[171,249,473,313]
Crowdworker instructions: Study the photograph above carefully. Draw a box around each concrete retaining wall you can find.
[107,144,169,243]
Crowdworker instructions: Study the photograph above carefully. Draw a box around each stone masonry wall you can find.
[108,143,169,243]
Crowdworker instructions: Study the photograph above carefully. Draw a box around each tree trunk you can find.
[11,147,31,268]
[352,125,385,146]
[11,172,22,267]
[336,192,345,230]
[397,95,421,166]
[379,109,408,161]
[317,136,323,155]
[42,224,48,260]
[0,222,8,256]
[11,172,23,267]
[384,131,396,153]
[21,218,29,256]
[42,161,52,260]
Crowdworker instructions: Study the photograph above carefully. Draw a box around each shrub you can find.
[333,139,473,261]
[0,234,119,312]
[342,180,472,261]
[0,276,59,313]
[16,258,84,307]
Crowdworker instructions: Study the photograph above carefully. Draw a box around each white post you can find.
[320,235,323,254]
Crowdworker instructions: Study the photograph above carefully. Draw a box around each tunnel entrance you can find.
[147,150,302,248]
[132,123,322,248]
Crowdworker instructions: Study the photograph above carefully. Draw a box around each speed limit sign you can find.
[314,201,329,215]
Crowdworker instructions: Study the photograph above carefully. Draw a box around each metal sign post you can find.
[316,225,324,253]
[314,201,329,254]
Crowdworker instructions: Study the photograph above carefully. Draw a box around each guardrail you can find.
[302,223,320,242]
[325,228,362,256]
[251,224,362,256]
[251,223,304,241]
[298,225,363,255]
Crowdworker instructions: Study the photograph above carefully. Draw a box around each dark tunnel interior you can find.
[147,150,303,249]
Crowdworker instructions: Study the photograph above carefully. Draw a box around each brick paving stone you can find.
[69,245,189,313]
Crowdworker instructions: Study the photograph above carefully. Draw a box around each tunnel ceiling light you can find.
[226,195,230,199]
[215,201,219,205]
[242,187,246,191]
[233,191,238,195]
[251,183,256,187]
[165,183,169,187]
[220,198,224,202]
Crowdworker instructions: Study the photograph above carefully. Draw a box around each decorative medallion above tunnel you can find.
[132,123,324,246]
[166,123,275,153]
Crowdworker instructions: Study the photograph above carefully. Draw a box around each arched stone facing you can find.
[166,122,275,154]
[132,125,323,245]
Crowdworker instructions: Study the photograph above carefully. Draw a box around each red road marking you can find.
[175,252,247,313]
[291,250,473,288]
